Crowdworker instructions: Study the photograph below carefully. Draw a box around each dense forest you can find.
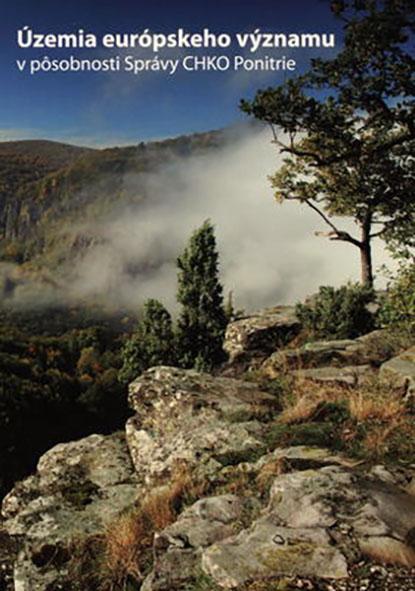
[0,305,136,498]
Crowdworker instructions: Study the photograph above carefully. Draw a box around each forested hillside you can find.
[0,131,224,269]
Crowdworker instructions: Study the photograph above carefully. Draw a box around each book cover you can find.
[0,1,414,589]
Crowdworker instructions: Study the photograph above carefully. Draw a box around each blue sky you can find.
[0,0,344,146]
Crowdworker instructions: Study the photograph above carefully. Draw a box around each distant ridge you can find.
[0,139,93,169]
[0,128,225,270]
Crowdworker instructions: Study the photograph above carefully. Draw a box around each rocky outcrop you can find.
[291,364,373,387]
[126,366,280,484]
[263,330,392,381]
[3,362,415,591]
[202,520,348,586]
[127,367,415,589]
[1,433,140,591]
[223,306,301,373]
[262,466,415,566]
[143,461,415,590]
[380,346,415,399]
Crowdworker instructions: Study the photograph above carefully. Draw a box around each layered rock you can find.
[1,433,140,591]
[202,521,348,586]
[3,362,415,591]
[291,364,373,387]
[263,330,391,383]
[223,306,301,373]
[142,494,252,591]
[144,462,415,590]
[126,366,280,484]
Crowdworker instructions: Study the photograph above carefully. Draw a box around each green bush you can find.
[296,283,377,340]
[119,299,176,384]
[379,260,415,336]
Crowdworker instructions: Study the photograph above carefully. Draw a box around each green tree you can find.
[176,221,228,370]
[379,257,415,336]
[241,0,415,286]
[119,299,175,383]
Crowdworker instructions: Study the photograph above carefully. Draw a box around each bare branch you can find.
[269,124,291,152]
[370,228,388,239]
[302,198,362,247]
[329,231,363,248]
[314,230,362,247]
[304,199,341,233]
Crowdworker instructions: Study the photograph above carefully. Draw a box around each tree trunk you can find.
[360,215,373,287]
[360,242,373,286]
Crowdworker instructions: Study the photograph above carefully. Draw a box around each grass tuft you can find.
[266,374,415,462]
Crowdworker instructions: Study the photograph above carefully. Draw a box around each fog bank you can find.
[66,126,392,312]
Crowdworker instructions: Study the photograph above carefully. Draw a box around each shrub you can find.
[296,283,377,340]
[379,259,415,336]
[119,299,176,384]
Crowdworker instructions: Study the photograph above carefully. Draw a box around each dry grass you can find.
[347,377,412,459]
[141,464,195,531]
[277,379,344,425]
[349,392,405,423]
[102,467,194,588]
[103,511,147,589]
[278,374,407,425]
[256,458,286,495]
[67,534,106,590]
[272,373,415,462]
[362,419,404,457]
[221,470,254,497]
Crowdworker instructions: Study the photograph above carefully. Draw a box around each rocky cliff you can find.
[1,307,415,591]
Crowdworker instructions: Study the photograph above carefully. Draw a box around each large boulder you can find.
[126,366,280,484]
[142,494,252,591]
[286,466,415,563]
[1,433,140,591]
[202,520,348,586]
[223,306,301,373]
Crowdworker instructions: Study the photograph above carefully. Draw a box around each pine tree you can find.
[176,221,228,370]
[119,299,175,383]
